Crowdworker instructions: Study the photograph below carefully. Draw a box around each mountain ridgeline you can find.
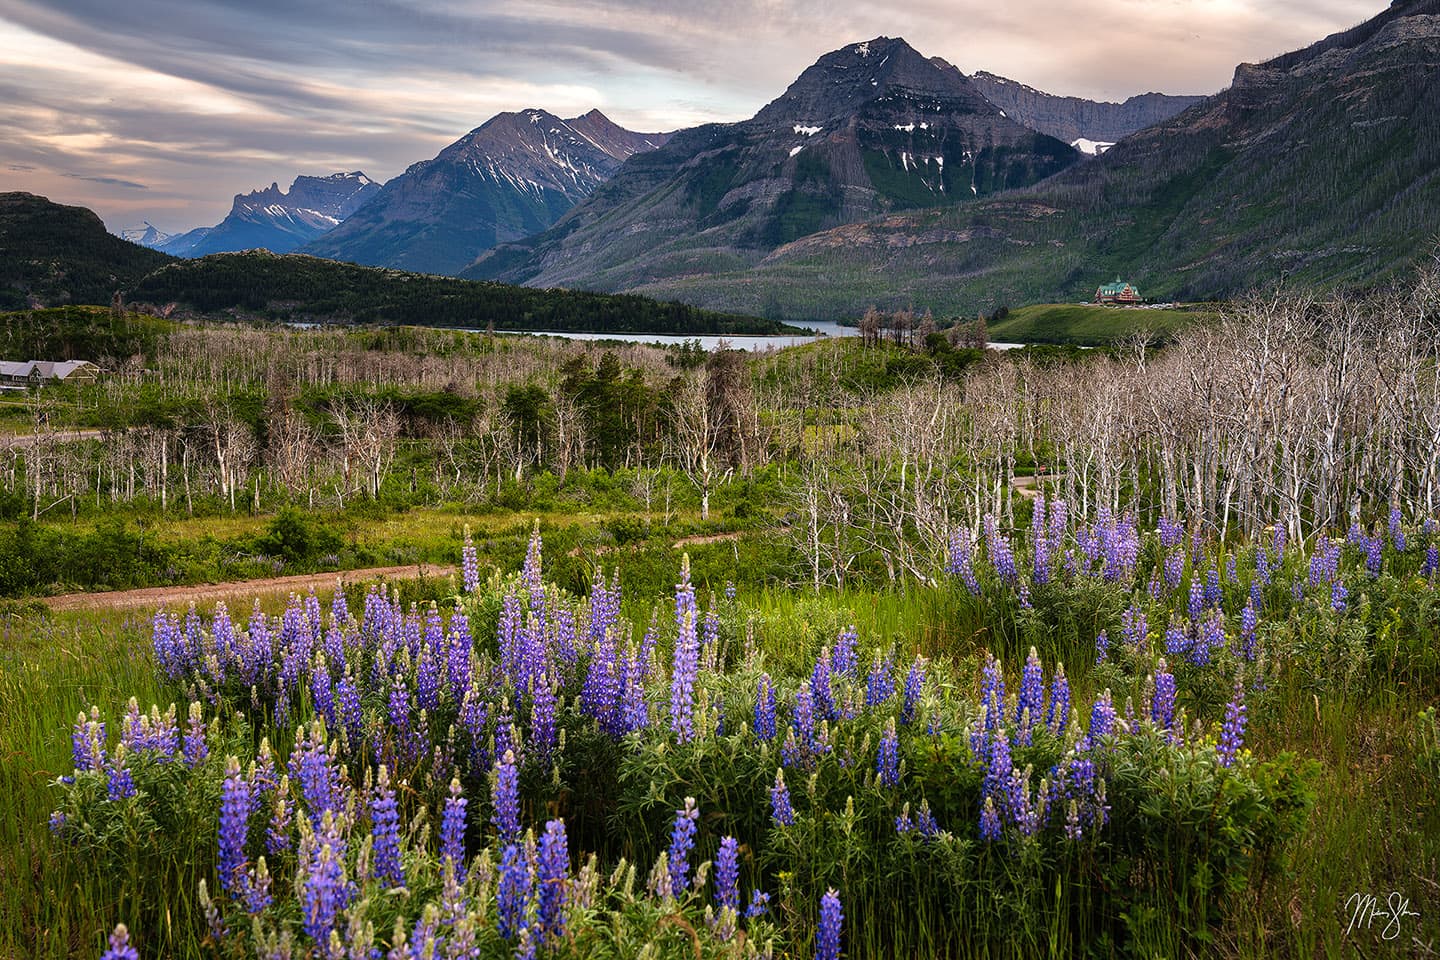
[462,37,1080,293]
[967,72,1204,149]
[298,110,672,275]
[154,172,381,257]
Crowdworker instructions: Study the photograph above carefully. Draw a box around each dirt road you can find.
[43,563,457,612]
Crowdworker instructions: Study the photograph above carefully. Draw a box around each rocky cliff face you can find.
[968,72,1205,145]
[298,111,670,275]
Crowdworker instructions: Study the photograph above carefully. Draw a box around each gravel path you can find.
[43,563,457,611]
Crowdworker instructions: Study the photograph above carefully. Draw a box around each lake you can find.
[497,321,1029,352]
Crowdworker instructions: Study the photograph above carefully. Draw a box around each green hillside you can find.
[0,193,174,311]
[129,251,792,335]
[986,303,1217,344]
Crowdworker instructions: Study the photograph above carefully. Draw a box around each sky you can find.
[0,0,1383,233]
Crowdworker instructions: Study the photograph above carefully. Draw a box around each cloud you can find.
[0,0,1385,230]
[61,173,148,189]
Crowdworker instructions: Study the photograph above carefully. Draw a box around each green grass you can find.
[985,303,1219,345]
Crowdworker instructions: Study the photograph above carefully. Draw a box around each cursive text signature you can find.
[1345,891,1420,941]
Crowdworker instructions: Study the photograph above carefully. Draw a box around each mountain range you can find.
[471,0,1440,318]
[462,37,1084,292]
[106,0,1440,321]
[298,110,671,275]
[141,172,380,257]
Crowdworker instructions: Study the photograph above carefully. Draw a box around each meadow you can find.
[2,274,1440,958]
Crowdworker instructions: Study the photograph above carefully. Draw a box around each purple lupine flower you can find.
[979,795,1002,842]
[1255,547,1272,587]
[287,725,340,826]
[218,755,251,894]
[1087,690,1116,745]
[182,702,208,769]
[553,604,579,669]
[1424,545,1440,578]
[701,604,720,656]
[754,674,777,741]
[864,649,895,708]
[916,799,939,837]
[99,924,139,960]
[106,750,136,802]
[447,613,473,705]
[714,835,740,913]
[245,858,273,915]
[497,842,532,941]
[522,525,547,616]
[1389,506,1405,553]
[460,688,490,772]
[984,515,1019,585]
[769,769,795,826]
[1163,549,1184,590]
[441,777,468,882]
[529,670,559,762]
[747,890,771,918]
[669,608,701,744]
[810,648,837,722]
[302,814,350,945]
[1046,662,1070,737]
[815,888,843,960]
[876,718,900,788]
[334,674,362,749]
[266,779,292,857]
[536,818,569,942]
[497,591,523,685]
[582,628,621,731]
[971,656,1006,758]
[1158,516,1183,550]
[371,765,403,888]
[1225,554,1238,583]
[1033,499,1054,583]
[1330,578,1348,613]
[833,626,859,679]
[1093,629,1109,667]
[1007,767,1037,836]
[491,749,521,842]
[947,528,981,594]
[1121,603,1147,648]
[1204,567,1222,608]
[1216,682,1247,767]
[1164,621,1190,659]
[1015,647,1043,744]
[1151,659,1176,733]
[1239,600,1259,660]
[72,710,105,773]
[983,723,1012,814]
[1187,578,1205,621]
[667,797,700,897]
[415,641,442,715]
[461,527,480,593]
[900,657,926,725]
[784,685,828,768]
[386,675,411,764]
[1365,536,1383,578]
[620,645,649,734]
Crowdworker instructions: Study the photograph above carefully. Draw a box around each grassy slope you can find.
[986,303,1218,344]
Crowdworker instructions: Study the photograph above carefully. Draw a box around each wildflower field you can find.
[4,506,1438,960]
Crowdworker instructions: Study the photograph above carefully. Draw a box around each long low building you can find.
[0,359,101,391]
